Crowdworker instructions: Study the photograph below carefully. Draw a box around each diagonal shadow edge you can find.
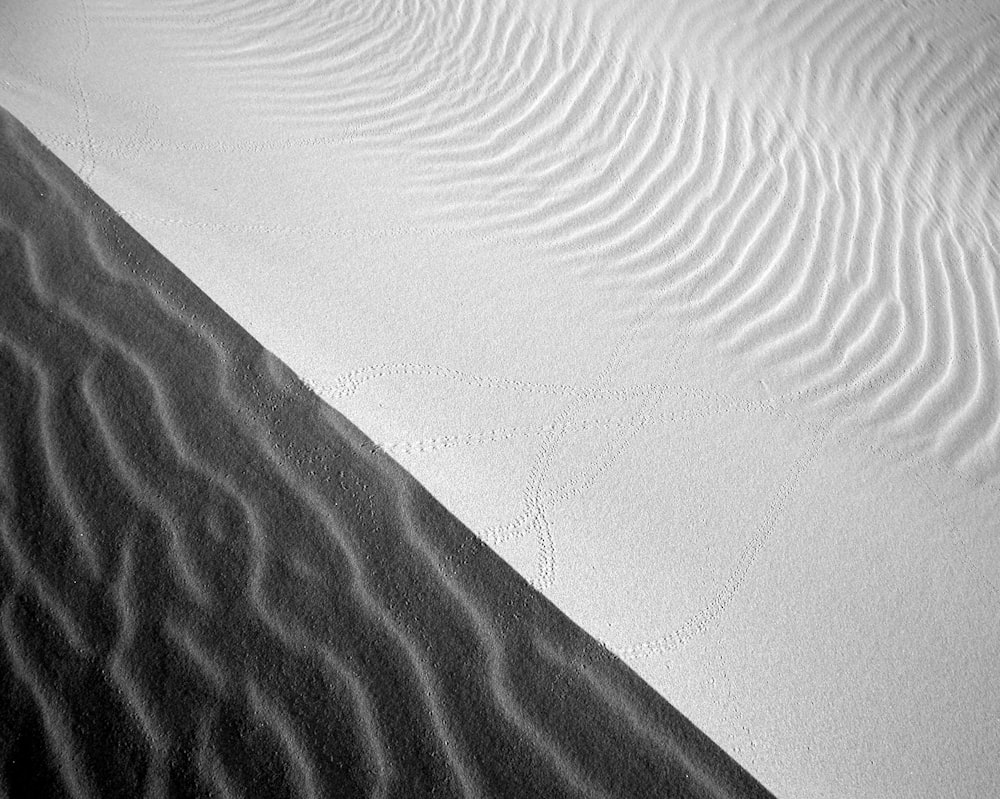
[0,106,776,799]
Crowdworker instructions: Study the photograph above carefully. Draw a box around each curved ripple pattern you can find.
[94,0,1000,479]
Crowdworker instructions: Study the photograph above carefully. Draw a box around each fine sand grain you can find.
[0,108,774,798]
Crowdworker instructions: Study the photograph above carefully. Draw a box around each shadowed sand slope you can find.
[0,108,775,798]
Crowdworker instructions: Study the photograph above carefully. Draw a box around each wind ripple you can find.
[92,0,1000,477]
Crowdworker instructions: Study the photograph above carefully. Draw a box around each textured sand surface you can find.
[0,107,777,799]
[2,1,999,797]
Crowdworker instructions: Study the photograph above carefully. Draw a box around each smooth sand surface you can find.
[2,2,999,797]
[0,107,775,798]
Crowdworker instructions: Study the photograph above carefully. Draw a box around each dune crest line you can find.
[0,108,775,798]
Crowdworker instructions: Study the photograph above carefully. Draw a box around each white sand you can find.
[3,1,997,796]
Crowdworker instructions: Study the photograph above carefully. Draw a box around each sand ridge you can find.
[0,106,777,798]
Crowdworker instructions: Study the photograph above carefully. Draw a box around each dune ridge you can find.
[0,107,776,798]
[82,0,1000,483]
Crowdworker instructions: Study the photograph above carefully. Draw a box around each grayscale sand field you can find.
[2,1,999,797]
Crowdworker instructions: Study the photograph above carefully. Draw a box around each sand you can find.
[1,1,999,797]
[0,107,774,798]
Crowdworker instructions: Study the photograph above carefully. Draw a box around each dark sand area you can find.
[0,107,775,798]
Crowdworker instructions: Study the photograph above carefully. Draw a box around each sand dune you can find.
[0,107,778,797]
[2,1,999,797]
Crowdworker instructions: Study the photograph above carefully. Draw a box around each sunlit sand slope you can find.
[0,108,775,799]
[88,0,999,477]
